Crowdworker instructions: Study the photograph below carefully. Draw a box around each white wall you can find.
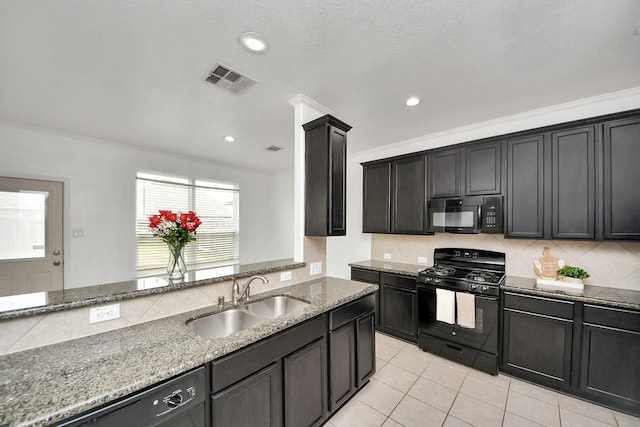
[0,123,293,288]
[327,87,640,279]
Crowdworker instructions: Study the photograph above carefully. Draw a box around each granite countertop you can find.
[349,259,427,277]
[0,277,377,427]
[0,258,305,320]
[503,276,640,311]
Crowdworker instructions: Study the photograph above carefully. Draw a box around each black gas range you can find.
[417,248,506,375]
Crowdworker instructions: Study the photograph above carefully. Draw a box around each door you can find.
[391,155,427,234]
[362,162,391,233]
[0,177,63,296]
[429,148,461,198]
[465,140,502,196]
[329,322,356,411]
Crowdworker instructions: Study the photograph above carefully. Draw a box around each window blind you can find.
[135,174,239,273]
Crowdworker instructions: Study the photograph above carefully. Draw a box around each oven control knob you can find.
[470,284,477,290]
[454,250,461,257]
[425,277,432,282]
[452,331,456,336]
[434,278,441,284]
[472,252,478,259]
[482,286,489,292]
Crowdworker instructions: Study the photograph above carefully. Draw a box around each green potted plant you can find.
[557,265,590,284]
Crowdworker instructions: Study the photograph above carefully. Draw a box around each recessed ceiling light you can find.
[238,32,269,54]
[224,136,236,143]
[405,97,421,107]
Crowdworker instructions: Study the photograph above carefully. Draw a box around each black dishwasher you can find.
[56,366,206,427]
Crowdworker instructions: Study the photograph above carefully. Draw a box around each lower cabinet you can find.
[210,314,328,427]
[379,273,418,342]
[329,294,376,412]
[502,291,640,417]
[502,292,574,390]
[579,305,640,416]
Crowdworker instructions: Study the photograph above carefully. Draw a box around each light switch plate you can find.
[383,253,392,260]
[89,304,120,324]
[280,271,292,281]
[418,256,428,264]
[310,262,322,275]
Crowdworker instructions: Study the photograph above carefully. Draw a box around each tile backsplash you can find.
[371,233,640,291]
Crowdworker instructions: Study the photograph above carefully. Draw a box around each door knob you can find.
[53,250,61,256]
[53,260,61,266]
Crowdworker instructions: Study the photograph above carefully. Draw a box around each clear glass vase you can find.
[167,243,187,283]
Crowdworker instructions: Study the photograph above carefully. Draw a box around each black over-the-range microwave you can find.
[426,196,503,234]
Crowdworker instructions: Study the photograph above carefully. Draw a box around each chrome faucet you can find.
[232,275,269,305]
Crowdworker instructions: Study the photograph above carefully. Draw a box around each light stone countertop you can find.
[0,277,377,427]
[349,259,427,277]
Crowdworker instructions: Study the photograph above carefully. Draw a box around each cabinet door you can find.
[579,306,640,416]
[284,337,328,427]
[362,162,391,233]
[429,148,461,198]
[392,155,427,234]
[465,141,501,195]
[356,313,376,387]
[212,361,283,427]
[329,322,356,411]
[502,308,573,389]
[329,126,347,236]
[380,274,417,342]
[603,117,640,239]
[551,126,596,239]
[506,135,545,238]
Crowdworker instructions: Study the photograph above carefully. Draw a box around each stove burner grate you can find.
[465,271,500,283]
[426,265,457,276]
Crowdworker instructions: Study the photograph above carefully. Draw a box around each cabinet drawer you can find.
[503,292,574,320]
[380,273,416,290]
[211,314,326,392]
[350,268,379,284]
[329,294,375,330]
[583,305,640,333]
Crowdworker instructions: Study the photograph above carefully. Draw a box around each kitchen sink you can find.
[245,295,310,319]
[188,295,311,339]
[189,309,264,340]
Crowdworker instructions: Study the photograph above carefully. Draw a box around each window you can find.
[135,173,239,274]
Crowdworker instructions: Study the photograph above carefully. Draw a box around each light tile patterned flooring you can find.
[326,333,640,427]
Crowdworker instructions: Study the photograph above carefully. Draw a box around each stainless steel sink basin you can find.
[188,296,311,339]
[245,295,311,319]
[189,309,264,339]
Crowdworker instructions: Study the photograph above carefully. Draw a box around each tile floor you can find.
[326,333,640,427]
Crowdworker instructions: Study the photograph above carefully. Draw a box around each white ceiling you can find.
[1,1,639,172]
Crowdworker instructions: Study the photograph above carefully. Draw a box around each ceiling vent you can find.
[205,63,257,94]
[266,145,283,152]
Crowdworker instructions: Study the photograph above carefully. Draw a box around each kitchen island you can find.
[0,277,377,427]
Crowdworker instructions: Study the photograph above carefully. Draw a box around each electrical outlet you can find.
[418,256,428,264]
[310,262,322,275]
[280,271,292,281]
[89,304,120,324]
[383,253,392,260]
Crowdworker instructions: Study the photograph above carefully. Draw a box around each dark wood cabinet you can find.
[379,273,417,342]
[392,155,427,234]
[350,267,381,328]
[362,154,428,234]
[579,305,640,416]
[304,114,351,236]
[328,294,376,412]
[362,162,391,233]
[603,117,640,239]
[284,337,328,427]
[465,140,502,196]
[429,148,462,198]
[551,126,596,239]
[212,361,283,427]
[506,134,545,238]
[502,292,574,389]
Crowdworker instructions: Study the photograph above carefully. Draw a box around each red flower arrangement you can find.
[148,210,202,247]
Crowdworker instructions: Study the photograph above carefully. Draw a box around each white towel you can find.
[456,292,476,329]
[436,288,456,324]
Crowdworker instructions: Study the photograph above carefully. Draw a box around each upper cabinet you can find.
[465,140,502,196]
[603,117,640,239]
[551,126,596,240]
[362,154,428,234]
[304,114,351,236]
[428,148,461,198]
[506,134,545,238]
